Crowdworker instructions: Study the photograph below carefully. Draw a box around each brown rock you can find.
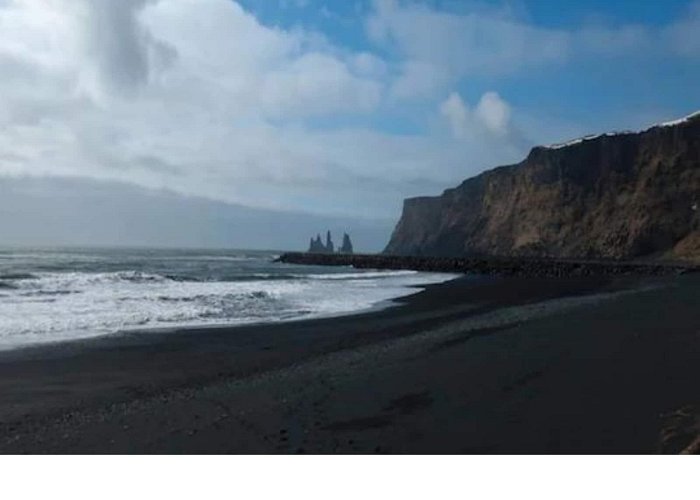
[384,112,700,262]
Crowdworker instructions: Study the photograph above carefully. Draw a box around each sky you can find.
[0,0,699,250]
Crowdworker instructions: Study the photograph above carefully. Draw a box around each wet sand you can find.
[0,273,699,453]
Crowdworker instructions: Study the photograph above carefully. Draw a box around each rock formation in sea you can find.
[384,111,700,261]
[339,233,354,254]
[308,234,326,253]
[307,231,340,253]
[325,230,334,253]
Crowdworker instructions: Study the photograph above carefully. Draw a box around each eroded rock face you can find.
[385,113,700,261]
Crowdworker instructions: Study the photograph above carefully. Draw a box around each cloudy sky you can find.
[1,0,699,250]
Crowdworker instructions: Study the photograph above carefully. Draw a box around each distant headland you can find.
[384,110,700,262]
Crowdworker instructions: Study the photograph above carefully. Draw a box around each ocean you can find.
[0,247,455,350]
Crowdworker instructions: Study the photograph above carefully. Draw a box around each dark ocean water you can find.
[0,247,455,350]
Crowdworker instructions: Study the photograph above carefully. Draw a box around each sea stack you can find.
[306,231,354,254]
[307,231,338,253]
[325,230,334,253]
[339,233,354,254]
[308,233,326,253]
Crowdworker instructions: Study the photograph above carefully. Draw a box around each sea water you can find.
[0,247,455,350]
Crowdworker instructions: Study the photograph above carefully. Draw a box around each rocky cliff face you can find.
[385,112,700,261]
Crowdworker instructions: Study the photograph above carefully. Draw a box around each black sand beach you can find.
[1,272,699,453]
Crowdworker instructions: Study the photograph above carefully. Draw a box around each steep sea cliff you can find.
[385,112,700,261]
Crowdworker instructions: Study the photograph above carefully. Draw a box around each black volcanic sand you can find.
[0,273,699,454]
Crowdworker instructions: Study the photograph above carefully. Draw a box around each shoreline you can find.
[278,252,700,277]
[1,272,699,453]
[0,270,459,357]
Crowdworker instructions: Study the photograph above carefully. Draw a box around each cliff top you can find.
[544,109,700,150]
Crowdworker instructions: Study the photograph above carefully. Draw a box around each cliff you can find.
[384,111,700,261]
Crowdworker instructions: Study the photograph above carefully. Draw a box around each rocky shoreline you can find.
[277,252,699,277]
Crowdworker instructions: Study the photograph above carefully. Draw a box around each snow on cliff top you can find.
[656,109,700,128]
[546,132,633,150]
[544,110,700,150]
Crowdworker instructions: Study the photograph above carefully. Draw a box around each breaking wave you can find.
[0,251,457,350]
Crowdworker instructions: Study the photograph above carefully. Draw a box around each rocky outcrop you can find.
[385,111,700,261]
[307,230,349,253]
[308,234,326,253]
[325,230,334,253]
[339,233,354,254]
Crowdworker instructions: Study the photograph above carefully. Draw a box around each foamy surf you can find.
[0,248,457,350]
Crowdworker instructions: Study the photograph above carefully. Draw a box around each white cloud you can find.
[390,60,450,100]
[367,0,569,99]
[79,0,165,97]
[0,0,406,217]
[258,53,382,117]
[577,2,700,58]
[440,92,470,139]
[440,91,512,139]
[350,51,387,78]
[2,0,696,225]
[0,0,538,221]
[367,0,700,101]
[475,92,511,136]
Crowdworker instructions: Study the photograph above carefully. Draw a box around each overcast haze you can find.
[1,0,699,249]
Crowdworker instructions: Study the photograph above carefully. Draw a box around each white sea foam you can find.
[0,268,457,350]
